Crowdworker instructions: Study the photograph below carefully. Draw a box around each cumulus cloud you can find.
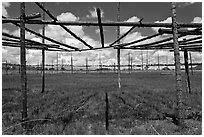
[86,7,104,18]
[120,16,140,34]
[192,17,202,23]
[2,2,10,17]
[176,2,195,8]
[152,17,172,33]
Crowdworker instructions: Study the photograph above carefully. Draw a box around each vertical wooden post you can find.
[61,58,64,73]
[52,59,54,73]
[141,50,143,71]
[5,60,8,75]
[41,2,45,93]
[171,2,184,127]
[20,2,28,129]
[189,52,193,75]
[184,49,191,94]
[86,57,88,74]
[128,52,130,74]
[71,52,73,74]
[146,50,148,70]
[158,52,160,70]
[117,2,121,89]
[114,63,116,73]
[131,55,133,73]
[57,52,58,73]
[105,92,109,133]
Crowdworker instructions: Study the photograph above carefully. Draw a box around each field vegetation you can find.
[2,71,202,134]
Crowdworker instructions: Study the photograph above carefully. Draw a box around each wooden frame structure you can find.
[2,2,202,131]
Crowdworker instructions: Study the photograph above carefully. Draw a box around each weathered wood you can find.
[130,33,188,48]
[86,58,88,74]
[117,2,121,90]
[35,2,93,49]
[184,49,191,94]
[41,2,45,93]
[71,53,73,74]
[141,36,202,48]
[3,18,202,28]
[105,92,109,133]
[158,28,202,35]
[97,8,105,48]
[2,32,59,48]
[128,52,131,74]
[2,16,79,50]
[141,50,144,70]
[171,2,184,128]
[189,52,193,75]
[20,2,28,129]
[157,53,160,70]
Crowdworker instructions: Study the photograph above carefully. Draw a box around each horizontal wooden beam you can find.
[130,33,188,48]
[3,16,79,50]
[158,28,202,35]
[3,18,202,28]
[35,2,93,49]
[114,33,162,47]
[2,32,57,48]
[2,43,47,50]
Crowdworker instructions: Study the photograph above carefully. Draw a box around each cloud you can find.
[176,2,195,8]
[86,7,104,18]
[152,17,172,33]
[2,2,10,17]
[192,17,202,23]
[120,16,140,34]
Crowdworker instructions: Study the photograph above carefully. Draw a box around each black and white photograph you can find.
[2,1,202,135]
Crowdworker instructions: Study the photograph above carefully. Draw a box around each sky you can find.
[2,2,202,69]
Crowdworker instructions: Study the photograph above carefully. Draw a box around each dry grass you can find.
[2,71,202,134]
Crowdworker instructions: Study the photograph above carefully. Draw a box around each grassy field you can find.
[2,71,202,135]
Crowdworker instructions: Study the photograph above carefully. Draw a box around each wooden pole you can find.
[171,2,184,127]
[41,2,45,93]
[20,2,28,129]
[141,50,144,71]
[189,52,193,75]
[146,50,148,70]
[105,92,109,133]
[5,60,8,75]
[131,55,133,73]
[97,8,105,48]
[86,58,88,74]
[4,18,201,28]
[117,2,121,90]
[128,52,131,74]
[57,52,58,72]
[71,53,73,74]
[52,59,54,73]
[184,49,191,94]
[35,2,93,49]
[157,52,160,70]
[114,63,116,73]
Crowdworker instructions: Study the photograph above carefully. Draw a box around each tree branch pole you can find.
[41,2,45,93]
[171,2,184,128]
[97,8,105,48]
[35,2,93,49]
[20,2,28,130]
[3,18,202,28]
[184,49,191,94]
[189,52,193,75]
[117,2,121,90]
